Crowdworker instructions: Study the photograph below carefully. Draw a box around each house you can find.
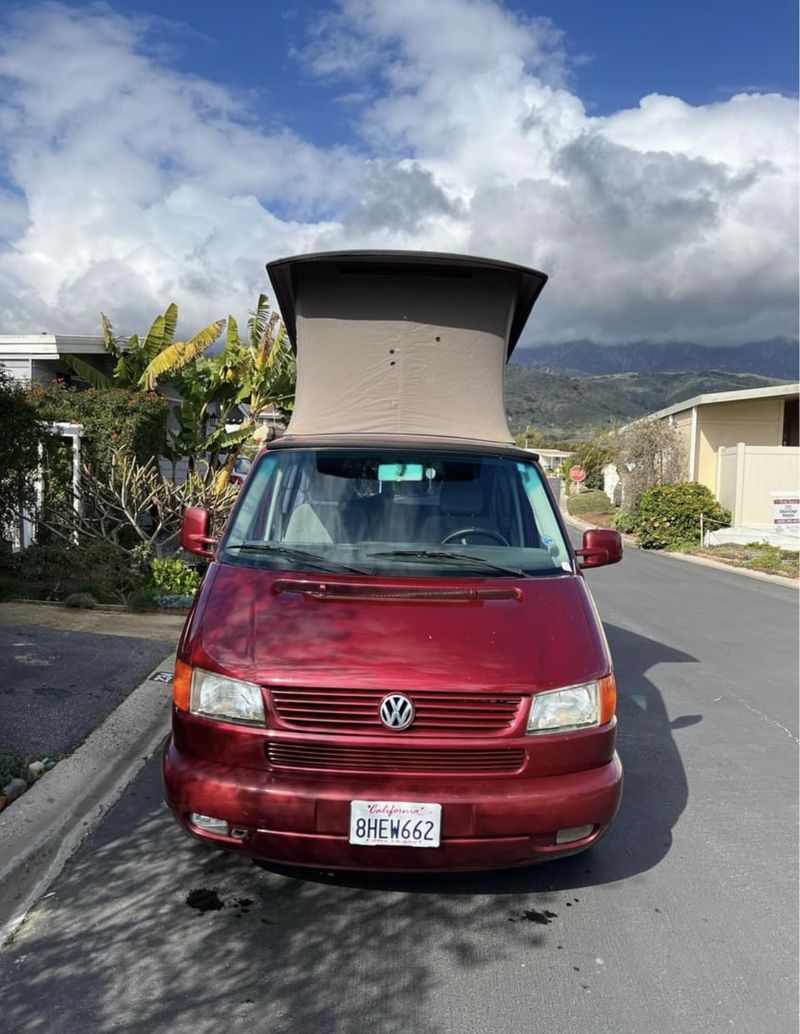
[0,334,111,384]
[529,447,573,474]
[605,382,800,545]
[655,383,798,487]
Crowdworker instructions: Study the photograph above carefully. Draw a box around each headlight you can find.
[527,675,616,734]
[189,668,265,725]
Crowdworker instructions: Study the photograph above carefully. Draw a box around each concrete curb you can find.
[563,512,798,589]
[0,654,175,942]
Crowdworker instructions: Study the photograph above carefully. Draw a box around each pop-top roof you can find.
[266,250,548,444]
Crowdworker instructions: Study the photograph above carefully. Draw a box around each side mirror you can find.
[180,507,217,559]
[575,528,623,569]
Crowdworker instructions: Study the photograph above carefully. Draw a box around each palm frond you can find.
[248,293,270,350]
[203,424,253,451]
[100,313,118,358]
[138,318,224,389]
[225,315,240,350]
[162,303,178,345]
[63,354,113,389]
[143,314,167,363]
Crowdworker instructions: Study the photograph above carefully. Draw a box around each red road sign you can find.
[570,465,587,483]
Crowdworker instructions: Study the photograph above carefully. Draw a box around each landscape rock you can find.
[28,761,46,779]
[2,777,28,801]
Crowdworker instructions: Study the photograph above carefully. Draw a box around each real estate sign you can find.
[771,491,800,532]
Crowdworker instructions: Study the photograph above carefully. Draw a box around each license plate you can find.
[349,801,442,848]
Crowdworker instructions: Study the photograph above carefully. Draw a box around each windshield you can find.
[220,448,572,578]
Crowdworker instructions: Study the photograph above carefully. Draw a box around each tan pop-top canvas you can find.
[266,251,547,443]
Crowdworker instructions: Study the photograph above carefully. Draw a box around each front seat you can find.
[420,479,501,543]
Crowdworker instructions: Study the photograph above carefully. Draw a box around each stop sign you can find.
[570,465,587,483]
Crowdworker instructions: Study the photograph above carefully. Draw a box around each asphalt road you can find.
[1,549,797,1034]
[0,625,175,758]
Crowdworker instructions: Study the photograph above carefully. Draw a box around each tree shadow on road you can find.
[0,624,698,1034]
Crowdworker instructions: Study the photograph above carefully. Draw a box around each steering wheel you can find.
[441,527,510,546]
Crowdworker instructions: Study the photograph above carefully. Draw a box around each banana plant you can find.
[209,296,296,491]
[137,317,225,391]
[63,304,223,392]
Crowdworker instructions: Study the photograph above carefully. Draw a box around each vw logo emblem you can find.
[379,693,415,731]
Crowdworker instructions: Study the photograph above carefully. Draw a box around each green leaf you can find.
[143,314,167,363]
[202,424,253,452]
[248,293,270,350]
[225,315,239,350]
[62,354,113,389]
[162,303,178,346]
[138,318,224,389]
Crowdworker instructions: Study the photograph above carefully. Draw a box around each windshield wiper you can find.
[227,542,369,575]
[368,549,528,578]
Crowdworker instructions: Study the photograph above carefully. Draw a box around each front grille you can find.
[269,688,525,736]
[267,742,526,774]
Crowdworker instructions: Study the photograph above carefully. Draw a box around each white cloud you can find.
[0,0,796,344]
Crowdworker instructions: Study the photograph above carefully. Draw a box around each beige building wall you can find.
[670,409,694,477]
[691,397,784,490]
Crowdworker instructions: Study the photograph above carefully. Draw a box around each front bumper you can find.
[162,740,623,871]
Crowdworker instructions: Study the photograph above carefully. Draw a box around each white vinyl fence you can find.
[716,443,800,528]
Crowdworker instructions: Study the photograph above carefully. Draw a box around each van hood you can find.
[185,564,610,693]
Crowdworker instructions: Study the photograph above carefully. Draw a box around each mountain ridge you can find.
[513,338,798,380]
[503,367,790,441]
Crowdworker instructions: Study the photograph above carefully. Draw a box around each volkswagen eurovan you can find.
[163,251,623,871]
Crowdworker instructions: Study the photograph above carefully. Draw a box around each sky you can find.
[0,0,796,346]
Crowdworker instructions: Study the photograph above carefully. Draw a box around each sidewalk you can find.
[0,601,186,639]
[0,601,184,937]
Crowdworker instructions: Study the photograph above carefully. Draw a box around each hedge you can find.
[566,489,614,516]
[26,382,169,474]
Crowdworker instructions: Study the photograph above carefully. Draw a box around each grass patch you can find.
[691,542,799,579]
[573,513,617,529]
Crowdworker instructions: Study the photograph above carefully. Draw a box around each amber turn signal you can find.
[172,659,192,711]
[599,672,617,725]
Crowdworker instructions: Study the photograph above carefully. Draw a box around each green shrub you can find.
[0,369,45,539]
[567,490,614,516]
[26,382,169,475]
[126,586,159,612]
[613,509,637,534]
[150,557,201,597]
[630,482,730,550]
[0,747,28,785]
[8,540,147,603]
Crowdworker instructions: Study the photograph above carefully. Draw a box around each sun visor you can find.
[266,252,547,444]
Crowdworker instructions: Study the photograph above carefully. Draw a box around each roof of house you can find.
[648,382,799,421]
[0,334,105,358]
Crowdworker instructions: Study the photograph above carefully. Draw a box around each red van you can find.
[163,252,623,871]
